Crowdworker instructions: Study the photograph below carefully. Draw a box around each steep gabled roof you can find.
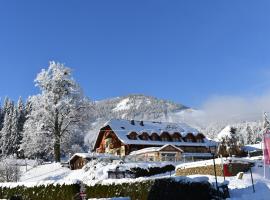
[106,119,199,137]
[94,119,212,148]
[69,152,120,162]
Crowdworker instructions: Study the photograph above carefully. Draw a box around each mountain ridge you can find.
[85,94,263,147]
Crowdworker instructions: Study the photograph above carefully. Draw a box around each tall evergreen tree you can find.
[11,108,20,156]
[16,97,25,151]
[246,124,253,144]
[0,104,3,131]
[1,108,13,156]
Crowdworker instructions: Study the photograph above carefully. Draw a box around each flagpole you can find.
[263,111,270,179]
[263,138,266,178]
[263,112,266,178]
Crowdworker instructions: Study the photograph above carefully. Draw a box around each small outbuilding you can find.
[129,144,183,162]
[69,153,92,170]
[69,152,121,170]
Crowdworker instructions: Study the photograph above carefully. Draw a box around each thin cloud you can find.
[200,94,270,123]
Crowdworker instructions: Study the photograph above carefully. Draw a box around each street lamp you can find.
[209,145,218,192]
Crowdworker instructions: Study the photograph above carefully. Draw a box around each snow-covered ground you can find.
[2,157,270,199]
[19,160,177,183]
[222,161,270,200]
[186,157,270,200]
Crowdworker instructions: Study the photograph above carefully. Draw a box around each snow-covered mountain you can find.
[85,94,203,147]
[84,94,264,148]
[95,94,189,119]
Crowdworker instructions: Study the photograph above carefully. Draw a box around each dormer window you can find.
[130,135,137,140]
[161,137,169,141]
[160,132,171,142]
[128,132,137,140]
[196,133,205,143]
[150,133,160,141]
[172,137,180,142]
[171,132,182,142]
[186,138,193,143]
[197,138,203,143]
[185,133,196,143]
[139,133,149,140]
[142,135,148,140]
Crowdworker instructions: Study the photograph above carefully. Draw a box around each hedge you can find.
[0,178,221,200]
[128,164,175,177]
[0,184,80,200]
[86,178,216,200]
[176,162,251,177]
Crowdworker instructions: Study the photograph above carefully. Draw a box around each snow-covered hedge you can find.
[0,177,221,200]
[0,184,80,200]
[86,177,215,200]
[127,164,175,178]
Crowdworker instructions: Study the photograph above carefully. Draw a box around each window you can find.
[105,138,112,148]
[130,135,137,140]
[128,133,137,140]
[172,137,180,142]
[186,138,193,143]
[161,137,169,141]
[161,153,176,162]
[139,134,148,140]
[197,139,203,143]
[151,134,159,141]
[142,135,148,140]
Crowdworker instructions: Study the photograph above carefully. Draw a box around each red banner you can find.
[264,132,270,165]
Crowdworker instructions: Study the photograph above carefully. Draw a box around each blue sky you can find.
[0,0,270,107]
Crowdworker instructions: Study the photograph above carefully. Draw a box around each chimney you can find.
[140,121,144,126]
[130,120,135,125]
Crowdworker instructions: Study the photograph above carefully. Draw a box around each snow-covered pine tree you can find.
[0,104,3,131]
[16,97,25,153]
[217,126,243,157]
[21,62,91,162]
[0,103,3,147]
[2,97,13,117]
[21,96,53,160]
[24,97,32,118]
[246,124,253,144]
[0,105,14,156]
[11,107,20,156]
[17,97,25,132]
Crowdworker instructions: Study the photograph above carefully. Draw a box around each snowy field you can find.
[1,157,270,199]
[187,157,270,200]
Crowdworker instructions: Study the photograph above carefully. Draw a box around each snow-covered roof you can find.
[129,144,183,156]
[242,143,262,152]
[98,119,210,147]
[70,153,92,160]
[69,152,120,162]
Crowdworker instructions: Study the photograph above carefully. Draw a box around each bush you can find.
[128,164,175,177]
[0,184,80,200]
[86,178,215,200]
[0,177,219,200]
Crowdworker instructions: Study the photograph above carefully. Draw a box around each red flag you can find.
[264,132,270,165]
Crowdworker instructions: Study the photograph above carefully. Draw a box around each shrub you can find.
[86,178,215,200]
[128,164,175,177]
[0,184,80,200]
